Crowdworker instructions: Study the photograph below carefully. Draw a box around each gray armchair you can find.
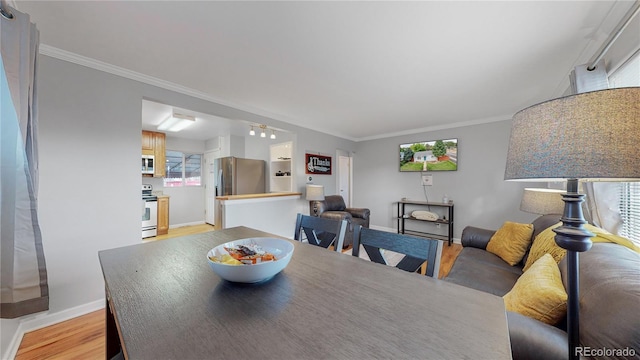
[309,195,370,249]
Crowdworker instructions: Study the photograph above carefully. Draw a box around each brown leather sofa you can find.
[444,215,640,360]
[309,195,370,248]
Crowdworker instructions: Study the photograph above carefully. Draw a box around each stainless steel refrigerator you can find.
[214,156,266,196]
[214,156,266,229]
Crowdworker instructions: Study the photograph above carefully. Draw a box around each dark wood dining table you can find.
[99,226,511,359]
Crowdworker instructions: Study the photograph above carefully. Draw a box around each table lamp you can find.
[306,185,325,216]
[520,188,566,215]
[505,87,640,359]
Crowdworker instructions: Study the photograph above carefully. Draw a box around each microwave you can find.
[142,155,155,175]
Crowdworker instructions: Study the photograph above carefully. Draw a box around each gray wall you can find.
[292,129,354,196]
[37,58,142,313]
[354,120,539,237]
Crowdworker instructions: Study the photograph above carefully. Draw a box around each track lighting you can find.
[248,124,277,140]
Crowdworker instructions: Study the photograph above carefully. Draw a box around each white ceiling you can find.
[141,99,248,141]
[15,1,635,141]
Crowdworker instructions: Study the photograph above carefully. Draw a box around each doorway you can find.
[204,149,221,225]
[336,150,352,207]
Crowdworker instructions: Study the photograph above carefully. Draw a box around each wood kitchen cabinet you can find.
[142,130,154,155]
[141,130,166,177]
[157,196,169,236]
[153,132,166,177]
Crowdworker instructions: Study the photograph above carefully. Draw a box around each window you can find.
[163,150,202,187]
[608,50,640,246]
[619,183,640,245]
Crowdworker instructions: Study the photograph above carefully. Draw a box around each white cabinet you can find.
[270,142,293,192]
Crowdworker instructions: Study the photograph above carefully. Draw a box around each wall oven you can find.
[142,155,155,175]
[142,184,158,238]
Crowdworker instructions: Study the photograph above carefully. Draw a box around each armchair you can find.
[309,195,370,249]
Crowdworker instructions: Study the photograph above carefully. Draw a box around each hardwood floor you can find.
[15,227,462,360]
[439,242,463,279]
[143,223,215,242]
[15,309,105,360]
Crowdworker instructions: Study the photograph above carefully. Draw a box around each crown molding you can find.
[38,44,511,143]
[38,45,364,141]
[38,44,349,131]
[356,114,513,142]
[38,45,278,117]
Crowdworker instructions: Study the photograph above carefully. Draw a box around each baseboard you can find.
[4,299,105,360]
[369,225,396,233]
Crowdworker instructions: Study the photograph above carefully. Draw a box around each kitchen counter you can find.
[215,192,301,201]
[215,192,302,238]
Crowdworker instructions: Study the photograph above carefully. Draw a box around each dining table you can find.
[98,226,511,359]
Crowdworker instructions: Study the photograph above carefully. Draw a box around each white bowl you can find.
[206,237,294,283]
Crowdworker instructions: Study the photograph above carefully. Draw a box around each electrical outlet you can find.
[421,175,433,186]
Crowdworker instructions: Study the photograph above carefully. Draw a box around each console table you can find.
[397,200,454,246]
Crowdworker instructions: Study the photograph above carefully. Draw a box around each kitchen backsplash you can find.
[142,176,164,190]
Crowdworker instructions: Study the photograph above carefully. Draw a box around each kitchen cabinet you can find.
[270,142,293,192]
[142,130,154,155]
[141,130,166,177]
[153,132,166,177]
[157,196,169,236]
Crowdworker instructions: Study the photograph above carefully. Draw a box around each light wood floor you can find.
[15,226,462,360]
[144,223,216,241]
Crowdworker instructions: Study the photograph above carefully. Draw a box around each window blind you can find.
[619,183,640,245]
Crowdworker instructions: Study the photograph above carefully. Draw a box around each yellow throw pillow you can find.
[504,254,568,325]
[523,222,564,272]
[486,221,534,266]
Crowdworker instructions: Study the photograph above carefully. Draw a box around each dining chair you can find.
[294,213,348,251]
[352,226,442,277]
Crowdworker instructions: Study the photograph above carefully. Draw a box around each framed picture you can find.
[305,153,332,175]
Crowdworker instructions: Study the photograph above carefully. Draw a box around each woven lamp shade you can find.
[520,188,566,215]
[305,185,325,201]
[505,87,640,182]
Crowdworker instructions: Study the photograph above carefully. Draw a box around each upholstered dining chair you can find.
[294,213,348,251]
[352,226,443,277]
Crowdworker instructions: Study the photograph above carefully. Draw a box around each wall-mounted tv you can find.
[399,138,458,172]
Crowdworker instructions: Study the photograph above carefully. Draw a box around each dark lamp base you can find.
[553,178,594,360]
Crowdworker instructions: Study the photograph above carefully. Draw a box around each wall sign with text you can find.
[305,153,332,175]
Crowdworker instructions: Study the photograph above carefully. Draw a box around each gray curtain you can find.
[1,5,48,318]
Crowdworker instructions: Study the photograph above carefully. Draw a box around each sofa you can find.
[444,214,640,360]
[309,195,370,248]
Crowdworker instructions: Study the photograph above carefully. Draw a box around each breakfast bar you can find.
[214,192,302,238]
[99,226,511,359]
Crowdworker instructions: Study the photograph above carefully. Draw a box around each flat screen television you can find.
[399,138,458,172]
